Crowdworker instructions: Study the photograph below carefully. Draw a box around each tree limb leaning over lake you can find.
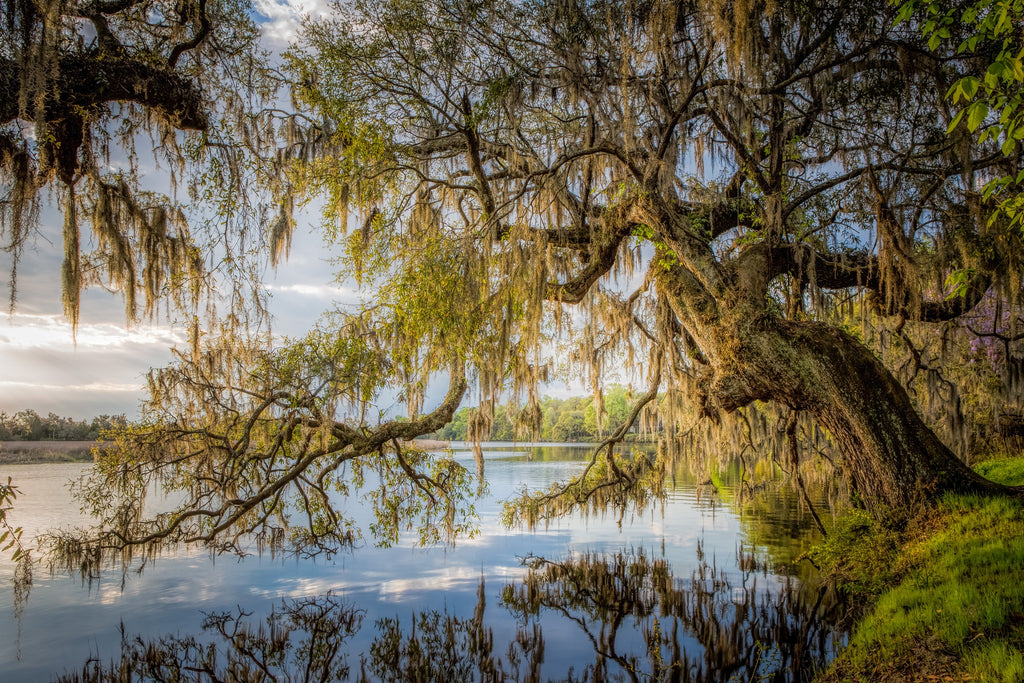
[502,354,665,528]
[46,314,476,575]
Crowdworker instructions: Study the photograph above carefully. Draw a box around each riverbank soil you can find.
[815,458,1024,682]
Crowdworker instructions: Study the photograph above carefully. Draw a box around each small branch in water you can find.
[786,411,828,538]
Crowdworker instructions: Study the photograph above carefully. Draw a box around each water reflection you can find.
[503,548,844,682]
[57,548,845,682]
[1,444,847,681]
[64,592,364,683]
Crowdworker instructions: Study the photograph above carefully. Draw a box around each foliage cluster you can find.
[435,385,636,442]
[0,410,127,442]
[901,0,1024,231]
[0,477,31,624]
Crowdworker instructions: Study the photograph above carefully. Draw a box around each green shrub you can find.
[806,508,901,598]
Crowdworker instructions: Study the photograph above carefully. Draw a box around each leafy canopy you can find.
[43,0,1024,563]
[0,0,280,327]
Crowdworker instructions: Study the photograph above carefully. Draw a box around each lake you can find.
[0,442,848,681]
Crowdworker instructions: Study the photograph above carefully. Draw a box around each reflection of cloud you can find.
[376,566,483,599]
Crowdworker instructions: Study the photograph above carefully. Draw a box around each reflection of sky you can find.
[0,444,835,682]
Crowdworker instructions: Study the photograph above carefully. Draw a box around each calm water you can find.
[0,443,846,681]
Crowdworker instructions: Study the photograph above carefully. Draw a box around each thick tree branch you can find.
[2,54,208,182]
[544,222,633,303]
[167,0,211,67]
[1,57,208,129]
[746,242,994,322]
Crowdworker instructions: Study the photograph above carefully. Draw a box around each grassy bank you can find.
[816,459,1024,682]
[0,440,101,464]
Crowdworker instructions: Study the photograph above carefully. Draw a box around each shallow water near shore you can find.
[0,442,848,681]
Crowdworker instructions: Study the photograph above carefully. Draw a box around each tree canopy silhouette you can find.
[33,0,1024,566]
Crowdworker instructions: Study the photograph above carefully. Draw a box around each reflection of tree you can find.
[673,452,845,578]
[502,548,844,683]
[60,593,363,683]
[366,581,543,682]
[57,552,843,682]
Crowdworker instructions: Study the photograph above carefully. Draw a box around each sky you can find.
[0,0,594,421]
[0,1,344,420]
[0,201,357,418]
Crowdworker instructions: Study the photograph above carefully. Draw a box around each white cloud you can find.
[0,313,181,418]
[0,312,184,350]
[253,0,332,47]
[267,283,358,300]
[0,380,141,393]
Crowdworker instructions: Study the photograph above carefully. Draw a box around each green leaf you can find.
[947,109,966,133]
[1012,57,1024,81]
[944,268,977,299]
[968,101,990,131]
[986,67,1001,90]
[894,3,915,24]
[961,76,981,99]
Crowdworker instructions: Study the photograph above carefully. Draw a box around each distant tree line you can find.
[0,410,127,441]
[435,386,651,442]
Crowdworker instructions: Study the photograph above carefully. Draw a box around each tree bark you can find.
[1,55,209,183]
[697,316,1023,515]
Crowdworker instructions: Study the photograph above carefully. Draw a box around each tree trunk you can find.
[701,317,1022,515]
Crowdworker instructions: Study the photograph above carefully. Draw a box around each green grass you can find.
[973,456,1024,487]
[818,458,1024,681]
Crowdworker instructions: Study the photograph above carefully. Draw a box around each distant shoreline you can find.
[0,440,104,464]
[0,439,453,465]
[404,439,451,451]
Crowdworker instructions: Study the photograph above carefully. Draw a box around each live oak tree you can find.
[42,0,1024,567]
[281,0,1024,510]
[0,0,270,326]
